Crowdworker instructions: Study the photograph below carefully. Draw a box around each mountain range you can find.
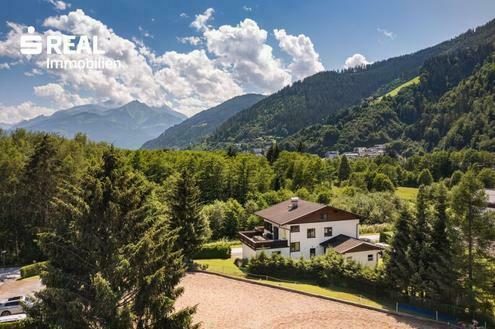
[204,18,495,153]
[6,19,495,154]
[141,94,265,150]
[12,101,187,149]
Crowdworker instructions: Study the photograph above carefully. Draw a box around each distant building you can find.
[252,148,264,156]
[341,152,360,159]
[325,151,339,159]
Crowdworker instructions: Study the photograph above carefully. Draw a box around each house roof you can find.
[254,199,360,226]
[320,234,384,254]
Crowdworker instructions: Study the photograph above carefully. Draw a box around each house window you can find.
[290,242,300,252]
[307,228,316,238]
[324,227,333,237]
[272,251,281,255]
[290,225,300,233]
[320,213,328,220]
[310,248,316,258]
[264,221,273,232]
[368,254,374,261]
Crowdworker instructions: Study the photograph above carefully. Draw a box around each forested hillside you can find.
[206,19,495,149]
[282,44,495,155]
[141,94,265,150]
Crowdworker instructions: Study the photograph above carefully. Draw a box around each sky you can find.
[0,0,494,124]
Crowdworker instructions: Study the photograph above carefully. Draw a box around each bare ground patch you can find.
[177,272,447,329]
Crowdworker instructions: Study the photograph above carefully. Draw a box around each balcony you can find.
[238,227,288,250]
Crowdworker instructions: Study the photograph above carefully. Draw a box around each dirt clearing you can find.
[178,272,447,329]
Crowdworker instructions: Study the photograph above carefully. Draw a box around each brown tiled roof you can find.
[320,234,384,254]
[254,199,360,225]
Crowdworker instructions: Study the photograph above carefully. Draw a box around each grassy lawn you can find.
[258,279,385,309]
[194,258,389,310]
[194,258,244,277]
[332,186,418,202]
[374,76,420,103]
[395,187,418,201]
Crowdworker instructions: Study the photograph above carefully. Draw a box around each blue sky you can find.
[0,0,494,123]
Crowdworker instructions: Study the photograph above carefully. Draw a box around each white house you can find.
[239,197,384,267]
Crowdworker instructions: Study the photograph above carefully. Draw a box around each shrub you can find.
[193,241,231,259]
[379,231,394,243]
[246,251,384,293]
[0,322,26,329]
[417,169,433,186]
[20,261,48,279]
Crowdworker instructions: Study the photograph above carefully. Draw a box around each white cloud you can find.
[180,13,189,18]
[154,50,243,115]
[40,9,167,107]
[0,102,55,124]
[243,6,253,12]
[34,83,92,108]
[377,28,395,40]
[0,8,326,121]
[273,29,324,81]
[138,26,153,38]
[0,22,27,59]
[0,63,10,70]
[204,18,291,93]
[46,0,71,11]
[191,8,214,32]
[177,36,202,46]
[344,53,372,69]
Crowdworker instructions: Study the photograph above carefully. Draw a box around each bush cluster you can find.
[246,251,384,293]
[193,241,231,259]
[19,261,48,279]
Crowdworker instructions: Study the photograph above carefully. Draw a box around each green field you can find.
[374,76,420,103]
[332,186,418,202]
[394,187,418,201]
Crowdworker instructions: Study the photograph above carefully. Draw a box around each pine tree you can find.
[409,185,431,297]
[338,155,351,182]
[26,150,197,329]
[426,183,458,302]
[20,134,63,262]
[451,171,491,316]
[385,207,414,294]
[266,142,280,164]
[166,169,209,262]
[417,169,433,186]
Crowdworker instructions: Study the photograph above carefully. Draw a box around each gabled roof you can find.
[320,234,384,254]
[254,199,360,226]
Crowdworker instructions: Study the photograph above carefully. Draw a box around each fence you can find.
[199,265,493,328]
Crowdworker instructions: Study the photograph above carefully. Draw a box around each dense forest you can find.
[141,94,266,150]
[282,44,495,155]
[205,18,495,151]
[1,129,494,323]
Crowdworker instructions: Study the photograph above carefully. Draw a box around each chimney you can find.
[289,197,299,210]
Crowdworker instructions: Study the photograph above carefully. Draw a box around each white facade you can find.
[242,219,359,259]
[286,220,359,259]
[344,249,382,267]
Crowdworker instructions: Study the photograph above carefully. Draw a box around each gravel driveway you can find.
[177,272,447,329]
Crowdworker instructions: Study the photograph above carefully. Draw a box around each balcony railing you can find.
[238,230,288,250]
